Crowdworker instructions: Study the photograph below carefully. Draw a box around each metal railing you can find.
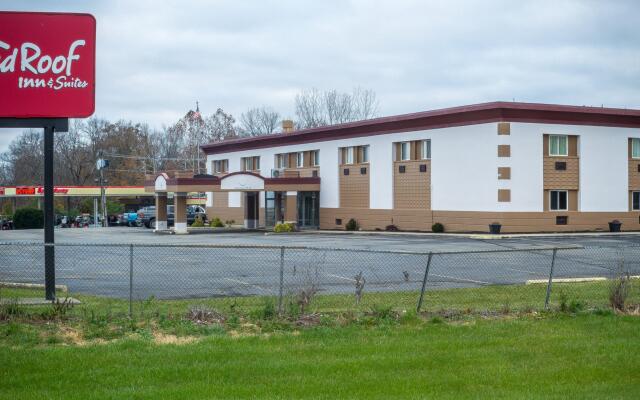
[0,242,638,316]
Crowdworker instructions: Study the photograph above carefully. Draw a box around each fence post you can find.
[129,244,134,318]
[416,252,433,313]
[278,246,285,314]
[544,248,557,309]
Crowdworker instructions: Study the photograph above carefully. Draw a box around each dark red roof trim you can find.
[170,177,220,185]
[201,101,640,155]
[144,174,320,187]
[264,177,320,185]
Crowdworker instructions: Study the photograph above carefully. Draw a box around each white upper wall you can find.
[206,122,638,212]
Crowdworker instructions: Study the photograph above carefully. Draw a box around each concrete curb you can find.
[269,229,640,239]
[154,227,260,235]
[0,282,68,291]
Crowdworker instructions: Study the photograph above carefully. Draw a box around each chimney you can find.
[282,120,294,133]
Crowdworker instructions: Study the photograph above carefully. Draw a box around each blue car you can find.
[121,211,140,227]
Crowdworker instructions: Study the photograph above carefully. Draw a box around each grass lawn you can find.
[1,279,639,398]
[0,314,639,399]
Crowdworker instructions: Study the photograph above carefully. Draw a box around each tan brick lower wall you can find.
[319,208,640,233]
[206,207,243,224]
[204,205,640,233]
[320,208,433,231]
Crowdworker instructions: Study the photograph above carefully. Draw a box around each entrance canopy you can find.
[144,171,320,194]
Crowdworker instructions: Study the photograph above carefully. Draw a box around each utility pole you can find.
[100,165,107,227]
[93,197,99,228]
[96,154,110,227]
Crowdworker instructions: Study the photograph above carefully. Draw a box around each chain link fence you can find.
[1,242,639,316]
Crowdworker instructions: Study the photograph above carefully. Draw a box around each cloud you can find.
[1,0,639,151]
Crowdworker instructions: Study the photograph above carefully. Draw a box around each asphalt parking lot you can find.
[4,226,640,250]
[1,228,639,299]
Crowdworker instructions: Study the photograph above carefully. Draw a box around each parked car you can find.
[141,205,207,229]
[117,211,140,227]
[107,214,119,226]
[125,211,140,227]
[137,206,156,228]
[0,215,13,230]
[58,215,71,228]
[74,214,94,227]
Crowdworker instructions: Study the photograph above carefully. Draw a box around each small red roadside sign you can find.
[0,11,96,118]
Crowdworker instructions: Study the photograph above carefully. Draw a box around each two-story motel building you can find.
[146,102,640,233]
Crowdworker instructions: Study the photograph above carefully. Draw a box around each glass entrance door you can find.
[265,191,275,227]
[264,191,286,228]
[297,191,319,229]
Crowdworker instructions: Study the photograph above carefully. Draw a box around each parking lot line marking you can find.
[431,274,490,285]
[505,267,539,275]
[526,275,640,284]
[325,273,356,282]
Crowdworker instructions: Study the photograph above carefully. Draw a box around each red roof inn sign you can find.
[0,11,96,301]
[0,12,96,118]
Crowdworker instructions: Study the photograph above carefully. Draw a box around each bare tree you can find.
[295,87,379,129]
[55,119,94,186]
[203,108,237,142]
[4,130,44,185]
[295,88,326,128]
[239,106,281,136]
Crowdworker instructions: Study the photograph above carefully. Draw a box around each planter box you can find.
[608,222,622,232]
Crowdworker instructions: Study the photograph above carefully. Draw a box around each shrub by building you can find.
[13,208,44,229]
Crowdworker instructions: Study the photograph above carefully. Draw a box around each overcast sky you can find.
[1,0,639,151]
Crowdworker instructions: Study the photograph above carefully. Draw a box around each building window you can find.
[242,157,252,171]
[296,152,304,168]
[550,190,568,211]
[242,156,260,171]
[633,192,640,211]
[213,159,227,173]
[275,154,287,169]
[549,135,568,156]
[310,150,319,166]
[632,138,640,159]
[422,140,431,159]
[400,142,410,161]
[345,147,354,164]
[361,145,370,163]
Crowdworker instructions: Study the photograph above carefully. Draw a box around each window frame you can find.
[253,156,260,171]
[296,152,304,168]
[213,159,227,174]
[345,147,354,165]
[549,190,569,211]
[242,157,251,171]
[549,135,568,157]
[633,191,640,211]
[421,140,431,160]
[632,138,640,159]
[275,154,283,169]
[361,145,370,164]
[400,142,410,161]
[311,150,319,167]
